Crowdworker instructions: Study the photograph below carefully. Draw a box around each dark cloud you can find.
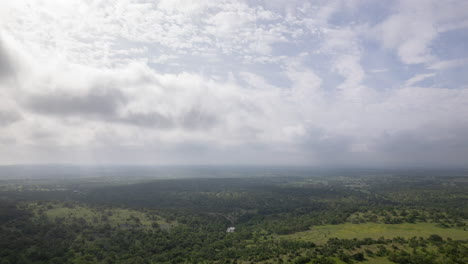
[26,88,126,117]
[0,38,15,80]
[118,108,219,130]
[119,112,174,129]
[372,125,468,167]
[181,108,218,129]
[300,126,353,156]
[25,88,219,130]
[0,110,21,126]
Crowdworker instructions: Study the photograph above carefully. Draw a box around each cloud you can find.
[372,123,468,167]
[428,58,468,70]
[299,126,354,160]
[404,73,435,86]
[117,108,218,130]
[22,71,221,130]
[0,110,21,126]
[0,36,15,80]
[372,0,468,65]
[369,69,388,73]
[0,0,467,167]
[181,108,218,130]
[26,88,126,117]
[119,112,174,129]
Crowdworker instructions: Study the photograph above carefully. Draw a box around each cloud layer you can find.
[1,0,468,167]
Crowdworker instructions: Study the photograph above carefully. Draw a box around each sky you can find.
[0,0,468,167]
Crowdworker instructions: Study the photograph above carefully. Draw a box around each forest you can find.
[0,168,467,263]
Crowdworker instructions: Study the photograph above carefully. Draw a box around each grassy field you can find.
[330,256,395,264]
[31,203,175,229]
[282,222,468,244]
[361,257,396,264]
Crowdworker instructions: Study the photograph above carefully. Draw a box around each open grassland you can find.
[330,257,395,264]
[361,257,397,264]
[282,222,468,244]
[29,202,176,229]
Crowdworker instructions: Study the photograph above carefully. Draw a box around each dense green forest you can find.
[0,170,467,263]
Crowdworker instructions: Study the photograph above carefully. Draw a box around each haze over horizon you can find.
[1,0,468,167]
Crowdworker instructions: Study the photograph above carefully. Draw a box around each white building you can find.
[226,227,235,233]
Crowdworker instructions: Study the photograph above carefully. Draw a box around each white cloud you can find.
[373,0,468,65]
[405,73,435,87]
[369,69,388,73]
[0,0,468,166]
[429,58,468,70]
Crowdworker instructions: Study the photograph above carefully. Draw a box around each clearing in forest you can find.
[282,222,468,244]
[30,203,175,229]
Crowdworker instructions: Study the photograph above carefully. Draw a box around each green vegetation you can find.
[282,223,467,244]
[30,203,175,230]
[1,171,467,263]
